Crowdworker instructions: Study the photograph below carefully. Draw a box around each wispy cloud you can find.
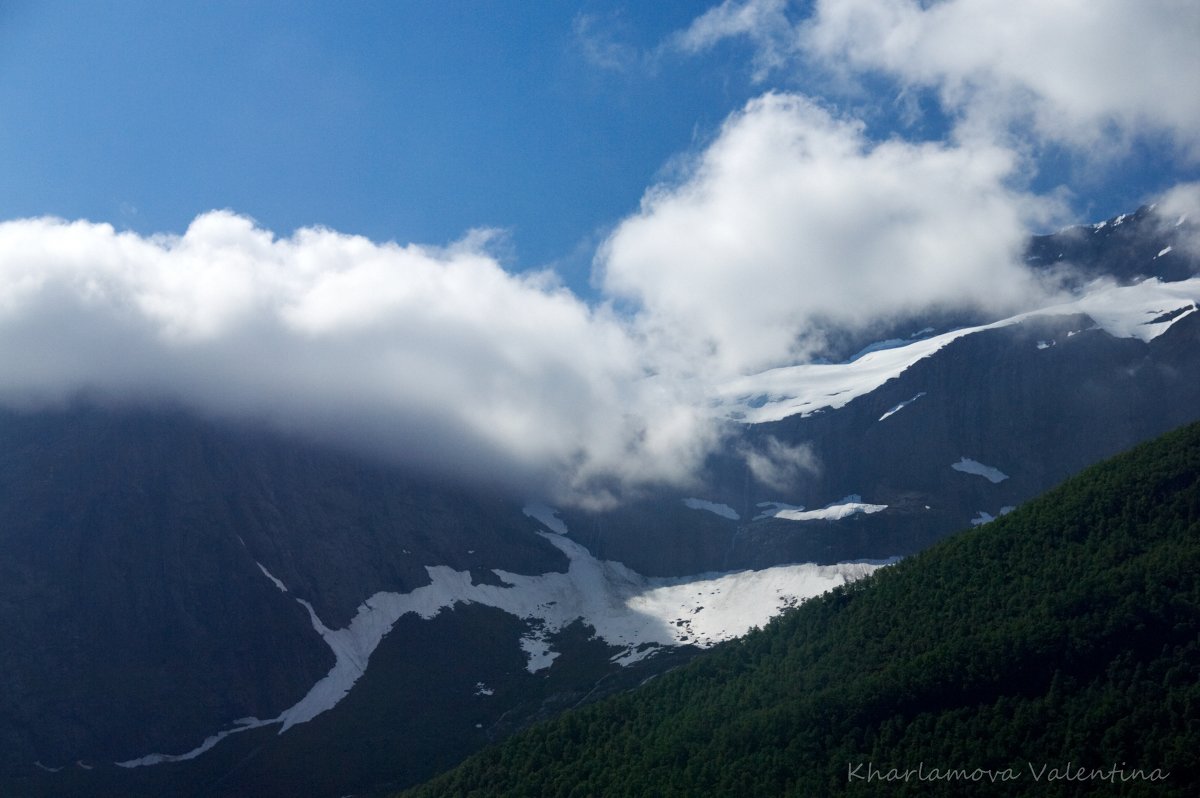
[1157,182,1200,257]
[669,0,796,81]
[739,436,821,492]
[572,12,647,73]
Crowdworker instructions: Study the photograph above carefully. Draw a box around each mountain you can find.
[558,207,1200,575]
[0,406,880,797]
[402,419,1200,797]
[2,205,1198,796]
[0,407,564,787]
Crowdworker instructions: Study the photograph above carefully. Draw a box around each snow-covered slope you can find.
[719,277,1200,424]
[118,520,887,767]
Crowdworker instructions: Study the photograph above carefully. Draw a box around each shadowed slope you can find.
[405,420,1200,797]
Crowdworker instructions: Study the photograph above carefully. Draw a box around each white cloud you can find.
[675,1,1200,158]
[1155,181,1200,258]
[1,105,1058,506]
[804,0,1200,156]
[0,100,1124,510]
[0,212,721,509]
[573,13,639,72]
[671,0,795,80]
[598,93,1058,375]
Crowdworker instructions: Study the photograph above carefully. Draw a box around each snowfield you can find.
[119,522,891,767]
[719,277,1200,424]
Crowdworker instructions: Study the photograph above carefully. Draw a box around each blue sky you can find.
[1,1,769,293]
[4,0,1193,296]
[1,1,1197,504]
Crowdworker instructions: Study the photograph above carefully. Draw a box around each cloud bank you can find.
[4,0,1194,506]
[0,93,1061,506]
[0,213,717,508]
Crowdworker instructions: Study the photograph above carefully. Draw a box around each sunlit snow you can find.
[952,458,1009,484]
[878,392,926,421]
[719,277,1200,424]
[119,523,888,768]
[773,495,887,521]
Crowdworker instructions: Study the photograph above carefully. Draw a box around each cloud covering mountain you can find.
[598,93,1059,375]
[1,0,1196,507]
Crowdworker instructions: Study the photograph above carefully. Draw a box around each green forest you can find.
[402,421,1200,797]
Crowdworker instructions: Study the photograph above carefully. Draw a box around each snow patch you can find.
[519,629,559,672]
[523,503,568,535]
[119,534,889,767]
[753,501,803,520]
[474,682,494,696]
[878,392,926,421]
[682,498,740,520]
[970,506,1014,526]
[1036,340,1054,350]
[952,458,1009,484]
[1156,246,1173,258]
[117,716,276,767]
[774,495,887,521]
[257,563,288,593]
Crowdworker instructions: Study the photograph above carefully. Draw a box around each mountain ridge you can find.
[402,419,1200,797]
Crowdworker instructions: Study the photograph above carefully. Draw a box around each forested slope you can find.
[403,421,1200,797]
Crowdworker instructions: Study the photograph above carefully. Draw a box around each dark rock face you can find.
[1027,205,1198,286]
[0,406,566,767]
